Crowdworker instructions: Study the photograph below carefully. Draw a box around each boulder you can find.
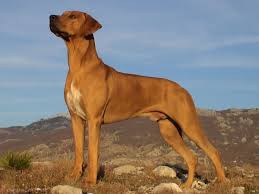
[113,165,144,176]
[152,183,182,193]
[153,166,177,179]
[51,185,82,194]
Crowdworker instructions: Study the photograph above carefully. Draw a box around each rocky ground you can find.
[0,108,258,193]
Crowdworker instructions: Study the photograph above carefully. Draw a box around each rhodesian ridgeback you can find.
[49,11,227,188]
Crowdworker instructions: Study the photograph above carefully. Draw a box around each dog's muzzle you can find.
[49,15,59,33]
[49,15,70,40]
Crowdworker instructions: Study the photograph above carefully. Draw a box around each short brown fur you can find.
[49,11,227,188]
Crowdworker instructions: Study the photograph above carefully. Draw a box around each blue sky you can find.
[0,1,259,127]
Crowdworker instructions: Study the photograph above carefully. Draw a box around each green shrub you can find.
[0,151,32,170]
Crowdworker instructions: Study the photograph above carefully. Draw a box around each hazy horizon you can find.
[2,107,259,128]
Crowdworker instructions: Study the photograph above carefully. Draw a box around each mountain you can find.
[0,108,258,165]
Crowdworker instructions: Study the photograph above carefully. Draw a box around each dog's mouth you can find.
[49,22,70,41]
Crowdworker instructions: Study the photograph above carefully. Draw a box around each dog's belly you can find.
[66,81,86,119]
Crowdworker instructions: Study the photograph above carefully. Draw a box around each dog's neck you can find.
[65,34,101,73]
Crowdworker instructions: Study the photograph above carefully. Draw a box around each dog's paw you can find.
[180,181,192,189]
[65,168,83,183]
[81,176,97,188]
[81,179,96,189]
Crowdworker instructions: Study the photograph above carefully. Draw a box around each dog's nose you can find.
[50,15,58,21]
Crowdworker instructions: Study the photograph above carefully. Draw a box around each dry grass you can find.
[85,165,181,194]
[0,159,72,193]
[201,164,259,194]
[0,159,258,194]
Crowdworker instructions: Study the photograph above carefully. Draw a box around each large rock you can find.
[153,166,177,178]
[113,165,144,176]
[152,183,182,193]
[51,185,82,194]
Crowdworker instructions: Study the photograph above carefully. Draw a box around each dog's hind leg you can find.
[180,117,227,182]
[158,119,197,188]
[166,88,227,183]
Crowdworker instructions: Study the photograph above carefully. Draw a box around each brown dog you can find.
[49,11,227,188]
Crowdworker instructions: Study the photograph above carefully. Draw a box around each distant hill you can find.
[0,108,258,165]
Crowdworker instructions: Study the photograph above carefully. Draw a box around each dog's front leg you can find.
[66,114,85,182]
[83,118,101,186]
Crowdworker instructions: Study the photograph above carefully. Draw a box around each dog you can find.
[49,11,227,188]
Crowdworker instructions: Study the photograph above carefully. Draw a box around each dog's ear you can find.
[83,13,102,36]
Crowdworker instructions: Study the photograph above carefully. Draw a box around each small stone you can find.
[153,166,177,179]
[192,180,208,190]
[125,191,136,194]
[51,185,82,194]
[241,137,247,143]
[254,140,259,146]
[35,188,42,191]
[138,186,147,191]
[243,172,254,178]
[231,186,245,194]
[152,183,182,193]
[136,167,145,175]
[113,165,143,176]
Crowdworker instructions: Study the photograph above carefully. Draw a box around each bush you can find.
[0,151,32,170]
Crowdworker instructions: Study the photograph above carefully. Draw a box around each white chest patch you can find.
[66,81,86,119]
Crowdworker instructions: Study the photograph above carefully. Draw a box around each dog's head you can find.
[49,11,102,40]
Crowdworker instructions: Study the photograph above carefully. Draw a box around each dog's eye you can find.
[69,15,76,19]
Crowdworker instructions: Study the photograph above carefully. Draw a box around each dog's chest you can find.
[66,82,86,119]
